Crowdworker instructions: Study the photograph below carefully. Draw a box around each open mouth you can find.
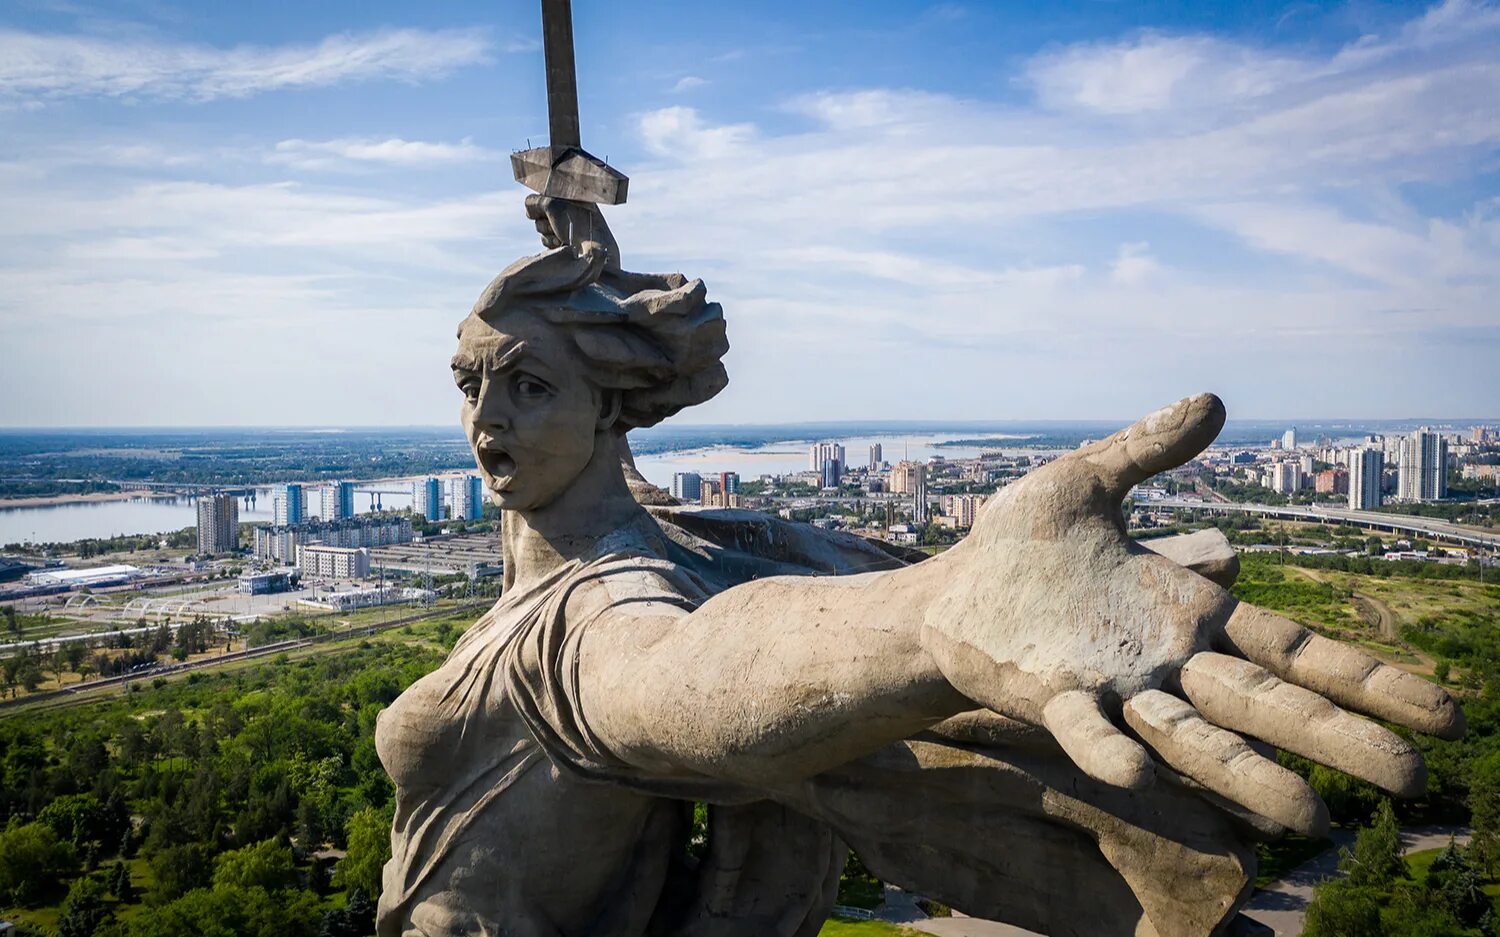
[478,447,517,490]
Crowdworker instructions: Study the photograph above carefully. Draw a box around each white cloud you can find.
[1109,243,1162,286]
[671,75,706,93]
[1025,33,1309,115]
[268,137,495,170]
[0,26,492,103]
[637,106,756,159]
[3,1,1499,424]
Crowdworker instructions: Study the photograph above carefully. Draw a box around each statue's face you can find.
[453,308,603,512]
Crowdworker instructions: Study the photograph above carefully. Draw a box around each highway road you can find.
[1150,499,1500,550]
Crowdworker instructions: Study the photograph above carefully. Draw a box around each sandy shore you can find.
[0,490,144,510]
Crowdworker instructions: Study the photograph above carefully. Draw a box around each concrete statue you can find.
[374,3,1465,934]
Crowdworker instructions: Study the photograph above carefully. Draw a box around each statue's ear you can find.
[597,389,623,430]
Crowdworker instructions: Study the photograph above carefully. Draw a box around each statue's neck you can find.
[501,432,646,591]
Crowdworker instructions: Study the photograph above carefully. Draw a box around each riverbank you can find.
[0,489,144,509]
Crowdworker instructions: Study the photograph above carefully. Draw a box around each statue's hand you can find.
[525,194,620,271]
[923,393,1464,836]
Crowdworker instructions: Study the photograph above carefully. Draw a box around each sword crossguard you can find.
[512,145,629,206]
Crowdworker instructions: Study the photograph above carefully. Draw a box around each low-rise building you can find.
[253,515,413,563]
[298,544,371,579]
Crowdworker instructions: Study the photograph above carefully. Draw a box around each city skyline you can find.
[1,0,1498,426]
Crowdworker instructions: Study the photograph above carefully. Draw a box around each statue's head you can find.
[453,246,728,511]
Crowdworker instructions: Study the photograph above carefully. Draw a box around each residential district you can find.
[2,424,1497,639]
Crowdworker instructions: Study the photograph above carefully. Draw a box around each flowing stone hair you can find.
[464,246,730,431]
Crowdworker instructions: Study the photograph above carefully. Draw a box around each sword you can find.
[511,0,629,206]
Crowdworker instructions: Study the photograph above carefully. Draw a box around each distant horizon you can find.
[2,416,1497,434]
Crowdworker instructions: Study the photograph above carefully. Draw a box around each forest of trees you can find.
[0,634,447,936]
[0,553,1494,936]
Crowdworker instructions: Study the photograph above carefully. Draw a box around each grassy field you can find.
[1230,552,1498,679]
[819,918,925,936]
[1405,847,1500,901]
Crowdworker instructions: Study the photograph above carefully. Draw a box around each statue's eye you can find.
[457,376,481,401]
[515,376,552,399]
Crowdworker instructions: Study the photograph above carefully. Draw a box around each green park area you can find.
[1233,551,1500,935]
[818,919,922,936]
[0,552,1494,936]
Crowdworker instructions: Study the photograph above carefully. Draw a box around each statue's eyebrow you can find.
[451,339,528,375]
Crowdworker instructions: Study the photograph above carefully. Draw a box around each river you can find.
[0,432,1026,546]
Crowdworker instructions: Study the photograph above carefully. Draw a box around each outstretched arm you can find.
[568,395,1463,835]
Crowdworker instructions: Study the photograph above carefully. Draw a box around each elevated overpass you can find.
[1150,499,1500,551]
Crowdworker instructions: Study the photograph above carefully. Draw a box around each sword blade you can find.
[541,0,581,149]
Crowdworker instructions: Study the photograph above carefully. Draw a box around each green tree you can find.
[212,838,298,893]
[0,820,79,906]
[125,884,321,937]
[1302,880,1383,937]
[1470,759,1500,876]
[58,874,116,937]
[1341,800,1406,889]
[111,860,135,903]
[149,843,213,903]
[39,791,106,848]
[333,806,392,900]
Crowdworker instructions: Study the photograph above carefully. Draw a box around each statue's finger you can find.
[1041,690,1154,791]
[1065,393,1225,502]
[1123,690,1329,836]
[1217,603,1464,740]
[1179,652,1426,797]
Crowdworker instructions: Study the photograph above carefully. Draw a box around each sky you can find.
[0,0,1498,427]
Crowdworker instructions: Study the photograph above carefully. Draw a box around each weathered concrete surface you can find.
[377,196,1465,937]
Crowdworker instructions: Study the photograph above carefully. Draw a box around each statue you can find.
[374,5,1465,934]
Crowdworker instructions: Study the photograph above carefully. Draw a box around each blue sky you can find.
[1,0,1497,426]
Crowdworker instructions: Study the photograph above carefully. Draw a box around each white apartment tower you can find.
[1348,448,1383,510]
[868,444,883,470]
[910,464,929,525]
[1397,428,1447,501]
[809,442,846,472]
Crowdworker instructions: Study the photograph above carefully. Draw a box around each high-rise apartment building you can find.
[273,483,304,526]
[910,464,929,525]
[941,494,987,529]
[320,481,356,520]
[1348,448,1383,510]
[412,477,444,520]
[671,472,702,501]
[447,475,484,520]
[889,461,921,495]
[1282,428,1297,450]
[196,493,239,555]
[808,442,845,472]
[869,444,883,470]
[1397,428,1447,501]
[1265,462,1301,495]
[820,458,843,489]
[719,472,740,495]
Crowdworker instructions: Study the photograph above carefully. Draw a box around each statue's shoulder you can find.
[644,503,924,590]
